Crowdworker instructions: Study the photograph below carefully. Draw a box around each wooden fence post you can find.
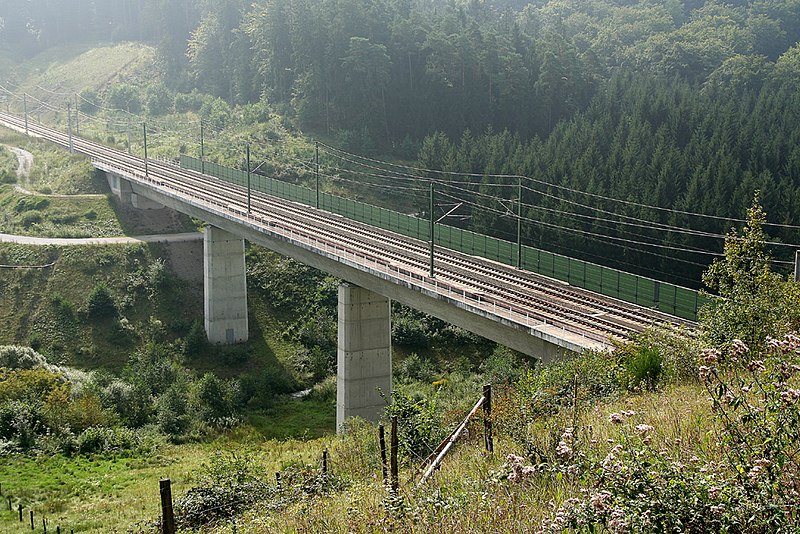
[322,449,328,477]
[160,479,176,534]
[30,510,34,530]
[18,503,22,521]
[483,384,493,453]
[390,416,399,493]
[378,424,388,483]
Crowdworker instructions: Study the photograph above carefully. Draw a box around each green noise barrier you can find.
[180,155,705,321]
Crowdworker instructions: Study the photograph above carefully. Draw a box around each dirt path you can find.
[9,145,33,182]
[0,231,203,246]
[4,144,104,198]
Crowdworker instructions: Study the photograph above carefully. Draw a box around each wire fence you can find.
[179,155,705,321]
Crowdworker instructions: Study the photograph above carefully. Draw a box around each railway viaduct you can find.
[0,112,686,430]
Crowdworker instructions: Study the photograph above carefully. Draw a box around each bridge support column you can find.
[337,284,391,431]
[204,226,248,344]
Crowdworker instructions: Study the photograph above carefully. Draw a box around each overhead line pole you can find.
[74,94,80,136]
[67,102,74,153]
[795,250,799,283]
[315,141,320,209]
[517,178,523,269]
[143,123,148,178]
[430,181,435,278]
[246,143,251,214]
[200,121,205,174]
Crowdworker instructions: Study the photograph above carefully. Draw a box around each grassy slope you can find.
[0,383,713,533]
[4,42,160,98]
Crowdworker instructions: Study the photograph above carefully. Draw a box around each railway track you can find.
[0,112,692,347]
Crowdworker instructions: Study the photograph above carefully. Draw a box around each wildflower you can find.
[590,490,612,513]
[635,424,654,435]
[700,348,720,364]
[609,412,625,424]
[698,365,712,381]
[781,389,800,406]
[746,360,766,373]
[730,339,749,358]
[608,507,628,534]
[622,410,636,417]
[556,427,574,457]
[748,458,771,483]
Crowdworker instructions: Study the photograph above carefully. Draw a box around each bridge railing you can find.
[180,155,706,321]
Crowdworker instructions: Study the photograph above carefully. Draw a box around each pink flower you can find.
[781,389,800,406]
[730,339,749,358]
[590,490,612,512]
[698,365,712,381]
[700,348,720,364]
[609,412,625,424]
[747,360,766,373]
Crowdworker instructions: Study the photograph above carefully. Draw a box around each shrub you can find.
[392,314,430,348]
[395,353,437,382]
[145,83,173,115]
[0,346,49,370]
[78,89,100,114]
[480,346,529,385]
[14,196,49,212]
[83,209,97,220]
[75,426,140,455]
[183,320,207,357]
[386,387,444,459]
[86,283,117,319]
[20,211,42,227]
[194,373,239,425]
[176,452,271,528]
[107,84,142,113]
[156,386,191,437]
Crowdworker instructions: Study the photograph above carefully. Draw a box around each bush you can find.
[107,84,142,113]
[176,453,271,528]
[20,211,42,227]
[78,89,100,114]
[395,353,437,382]
[386,387,443,459]
[480,346,529,385]
[194,373,239,425]
[156,386,191,437]
[86,283,117,319]
[145,83,173,115]
[183,320,207,358]
[392,314,430,348]
[14,196,49,213]
[75,426,140,455]
[0,346,49,370]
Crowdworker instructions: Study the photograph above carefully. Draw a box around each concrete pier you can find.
[204,226,248,344]
[337,284,392,431]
